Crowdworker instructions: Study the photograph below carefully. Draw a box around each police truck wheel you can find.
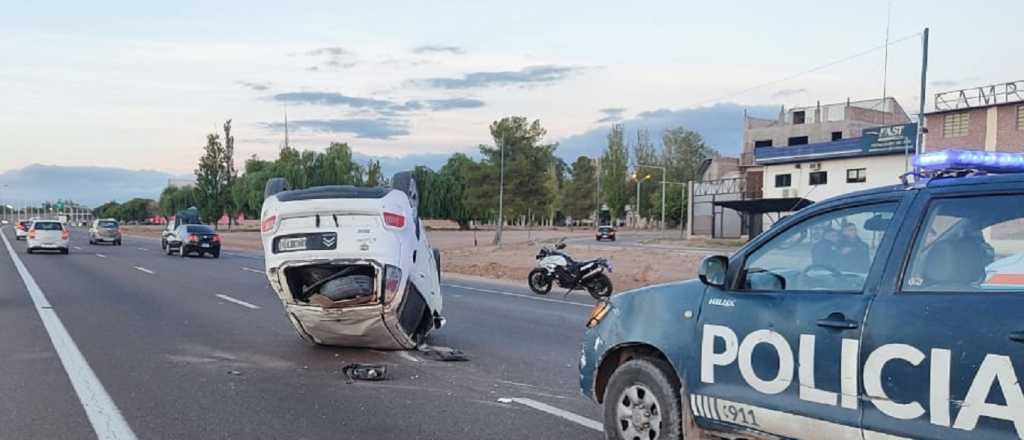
[604,358,683,440]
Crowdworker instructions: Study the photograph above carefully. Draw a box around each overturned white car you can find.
[260,172,444,349]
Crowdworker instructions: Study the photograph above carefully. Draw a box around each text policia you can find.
[700,325,1024,435]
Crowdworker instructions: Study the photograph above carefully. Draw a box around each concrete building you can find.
[923,80,1024,152]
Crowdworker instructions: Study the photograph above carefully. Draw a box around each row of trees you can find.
[168,116,716,231]
[93,198,159,223]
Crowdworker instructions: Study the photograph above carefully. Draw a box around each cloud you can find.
[263,118,409,140]
[411,65,584,90]
[771,88,807,98]
[557,102,779,160]
[237,81,270,91]
[306,47,349,56]
[412,45,465,55]
[271,92,483,113]
[596,107,627,124]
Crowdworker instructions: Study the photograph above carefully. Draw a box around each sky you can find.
[0,0,1020,176]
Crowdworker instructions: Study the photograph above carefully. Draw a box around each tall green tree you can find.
[222,120,239,229]
[600,124,630,220]
[194,134,229,227]
[562,156,597,221]
[438,153,478,229]
[632,129,659,218]
[366,159,383,186]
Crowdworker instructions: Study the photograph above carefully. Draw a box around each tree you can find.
[194,134,229,227]
[159,186,196,219]
[563,156,597,221]
[366,159,383,187]
[319,142,363,186]
[656,127,717,226]
[632,129,659,219]
[223,120,239,229]
[438,153,478,229]
[600,124,630,220]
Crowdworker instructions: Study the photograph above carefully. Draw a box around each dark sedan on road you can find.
[164,224,220,258]
[596,225,616,241]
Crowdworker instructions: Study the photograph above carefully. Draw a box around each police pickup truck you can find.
[580,150,1024,440]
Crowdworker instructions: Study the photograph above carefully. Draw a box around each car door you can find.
[690,192,909,439]
[862,186,1024,439]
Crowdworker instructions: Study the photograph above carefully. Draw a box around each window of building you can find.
[809,171,827,186]
[847,168,866,183]
[943,112,969,137]
[1017,105,1024,130]
[774,174,792,188]
[831,131,843,141]
[793,111,806,125]
[754,139,773,148]
[788,136,809,146]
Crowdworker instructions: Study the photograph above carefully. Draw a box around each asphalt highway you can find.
[0,226,604,439]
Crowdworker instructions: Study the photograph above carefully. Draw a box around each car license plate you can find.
[278,237,307,252]
[201,243,210,248]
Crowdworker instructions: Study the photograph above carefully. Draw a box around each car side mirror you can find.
[698,255,729,288]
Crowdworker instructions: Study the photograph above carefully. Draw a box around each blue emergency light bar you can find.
[913,149,1024,173]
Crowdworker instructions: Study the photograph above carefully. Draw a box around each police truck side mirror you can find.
[699,255,729,288]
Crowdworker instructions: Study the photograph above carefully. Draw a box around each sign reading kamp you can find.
[934,80,1024,111]
[753,123,917,165]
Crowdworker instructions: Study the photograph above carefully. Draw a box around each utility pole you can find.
[493,137,505,246]
[637,164,666,231]
[915,27,930,162]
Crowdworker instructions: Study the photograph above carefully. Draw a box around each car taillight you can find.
[261,215,277,233]
[28,230,36,239]
[383,265,403,302]
[188,234,199,242]
[382,212,405,229]
[212,234,221,242]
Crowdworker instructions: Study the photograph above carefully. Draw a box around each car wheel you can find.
[212,251,220,259]
[179,247,187,258]
[264,177,290,200]
[161,239,166,251]
[165,244,173,256]
[604,358,683,440]
[61,248,69,255]
[116,240,122,246]
[27,248,33,254]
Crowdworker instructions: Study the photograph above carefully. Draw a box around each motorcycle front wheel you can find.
[585,274,613,300]
[528,268,553,295]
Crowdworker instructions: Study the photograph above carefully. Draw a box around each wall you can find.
[762,154,907,203]
[923,108,989,151]
[996,103,1024,151]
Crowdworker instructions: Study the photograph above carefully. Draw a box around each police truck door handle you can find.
[1010,331,1024,343]
[816,313,859,330]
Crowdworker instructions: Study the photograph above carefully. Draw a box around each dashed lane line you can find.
[215,294,261,310]
[95,253,107,258]
[136,247,148,251]
[498,397,602,432]
[72,246,82,250]
[133,266,154,275]
[241,267,264,274]
[442,283,592,308]
[1,227,138,439]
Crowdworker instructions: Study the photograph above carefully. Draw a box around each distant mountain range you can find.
[0,103,776,208]
[0,164,180,207]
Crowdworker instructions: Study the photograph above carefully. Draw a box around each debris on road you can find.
[416,344,468,362]
[341,363,388,383]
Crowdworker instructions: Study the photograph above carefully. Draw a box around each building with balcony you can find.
[923,80,1024,153]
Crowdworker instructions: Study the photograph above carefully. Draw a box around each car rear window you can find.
[186,225,214,234]
[34,222,63,231]
[99,221,118,228]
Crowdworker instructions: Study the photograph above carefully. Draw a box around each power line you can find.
[695,31,922,107]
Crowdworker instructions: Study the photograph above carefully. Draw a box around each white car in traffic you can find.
[260,172,444,349]
[27,220,70,254]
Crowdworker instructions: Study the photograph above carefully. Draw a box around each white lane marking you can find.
[95,253,107,258]
[136,247,147,251]
[133,266,154,275]
[241,267,263,274]
[215,294,261,310]
[73,246,82,250]
[397,351,421,363]
[498,397,603,432]
[1,231,139,439]
[443,283,591,308]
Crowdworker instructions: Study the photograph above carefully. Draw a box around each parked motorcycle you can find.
[528,238,613,300]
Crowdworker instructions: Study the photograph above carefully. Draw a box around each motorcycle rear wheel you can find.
[586,274,613,300]
[528,269,553,295]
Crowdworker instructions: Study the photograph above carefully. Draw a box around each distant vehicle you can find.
[1,220,8,225]
[260,172,444,349]
[27,220,69,254]
[15,220,31,240]
[164,224,220,258]
[89,219,122,245]
[161,207,201,251]
[596,225,616,241]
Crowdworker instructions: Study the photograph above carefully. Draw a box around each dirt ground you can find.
[122,225,739,292]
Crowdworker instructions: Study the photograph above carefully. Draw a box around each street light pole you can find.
[637,164,667,231]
